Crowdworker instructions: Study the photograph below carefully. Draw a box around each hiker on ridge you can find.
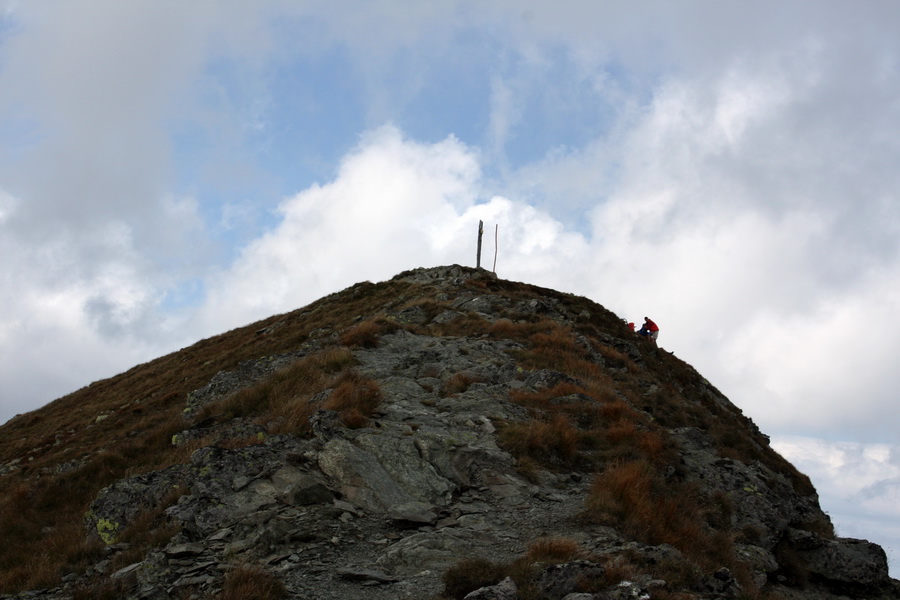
[637,317,659,342]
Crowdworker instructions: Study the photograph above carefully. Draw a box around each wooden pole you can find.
[476,220,484,268]
[493,224,498,273]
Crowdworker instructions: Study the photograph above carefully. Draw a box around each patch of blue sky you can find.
[501,47,632,167]
[158,277,207,313]
[0,113,41,170]
[376,31,496,150]
[0,8,20,41]
[169,46,369,262]
[0,13,41,170]
[253,47,369,190]
[486,47,643,233]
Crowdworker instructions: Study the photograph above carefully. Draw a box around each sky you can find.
[1,0,899,575]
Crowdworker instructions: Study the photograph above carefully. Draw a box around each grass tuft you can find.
[500,416,580,468]
[219,565,287,600]
[441,557,506,600]
[524,536,584,563]
[339,317,399,348]
[322,371,382,428]
[441,372,483,396]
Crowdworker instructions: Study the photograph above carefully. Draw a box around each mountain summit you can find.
[1,265,896,600]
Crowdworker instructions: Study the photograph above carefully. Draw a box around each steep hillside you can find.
[0,265,896,600]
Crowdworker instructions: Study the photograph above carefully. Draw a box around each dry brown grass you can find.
[501,324,627,392]
[339,317,400,348]
[72,578,132,600]
[441,557,507,600]
[206,347,356,422]
[596,344,639,373]
[500,415,581,469]
[501,376,675,474]
[601,420,670,465]
[508,382,621,430]
[321,370,382,428]
[598,554,639,587]
[188,362,385,438]
[0,519,104,593]
[585,460,696,546]
[507,381,595,408]
[219,565,287,600]
[429,311,493,338]
[487,318,519,339]
[524,536,585,563]
[441,372,483,396]
[583,459,744,582]
[257,364,382,435]
[530,326,584,355]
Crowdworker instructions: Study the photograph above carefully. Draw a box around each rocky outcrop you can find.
[5,266,897,600]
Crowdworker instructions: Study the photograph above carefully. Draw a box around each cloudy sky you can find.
[1,0,898,574]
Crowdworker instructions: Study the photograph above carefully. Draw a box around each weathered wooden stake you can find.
[476,220,484,268]
[493,224,498,273]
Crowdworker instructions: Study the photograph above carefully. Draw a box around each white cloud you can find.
[0,235,160,420]
[194,125,591,334]
[0,188,16,223]
[774,437,900,498]
[196,124,480,328]
[718,268,900,436]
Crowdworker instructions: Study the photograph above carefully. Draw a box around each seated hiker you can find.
[637,317,659,341]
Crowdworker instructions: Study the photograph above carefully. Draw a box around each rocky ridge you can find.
[2,265,897,600]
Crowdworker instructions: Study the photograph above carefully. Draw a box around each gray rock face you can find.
[9,266,898,600]
[783,529,893,591]
[86,463,188,543]
[670,426,822,549]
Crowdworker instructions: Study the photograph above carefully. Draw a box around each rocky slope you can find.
[1,265,897,600]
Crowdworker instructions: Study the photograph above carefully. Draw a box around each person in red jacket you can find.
[637,317,659,341]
